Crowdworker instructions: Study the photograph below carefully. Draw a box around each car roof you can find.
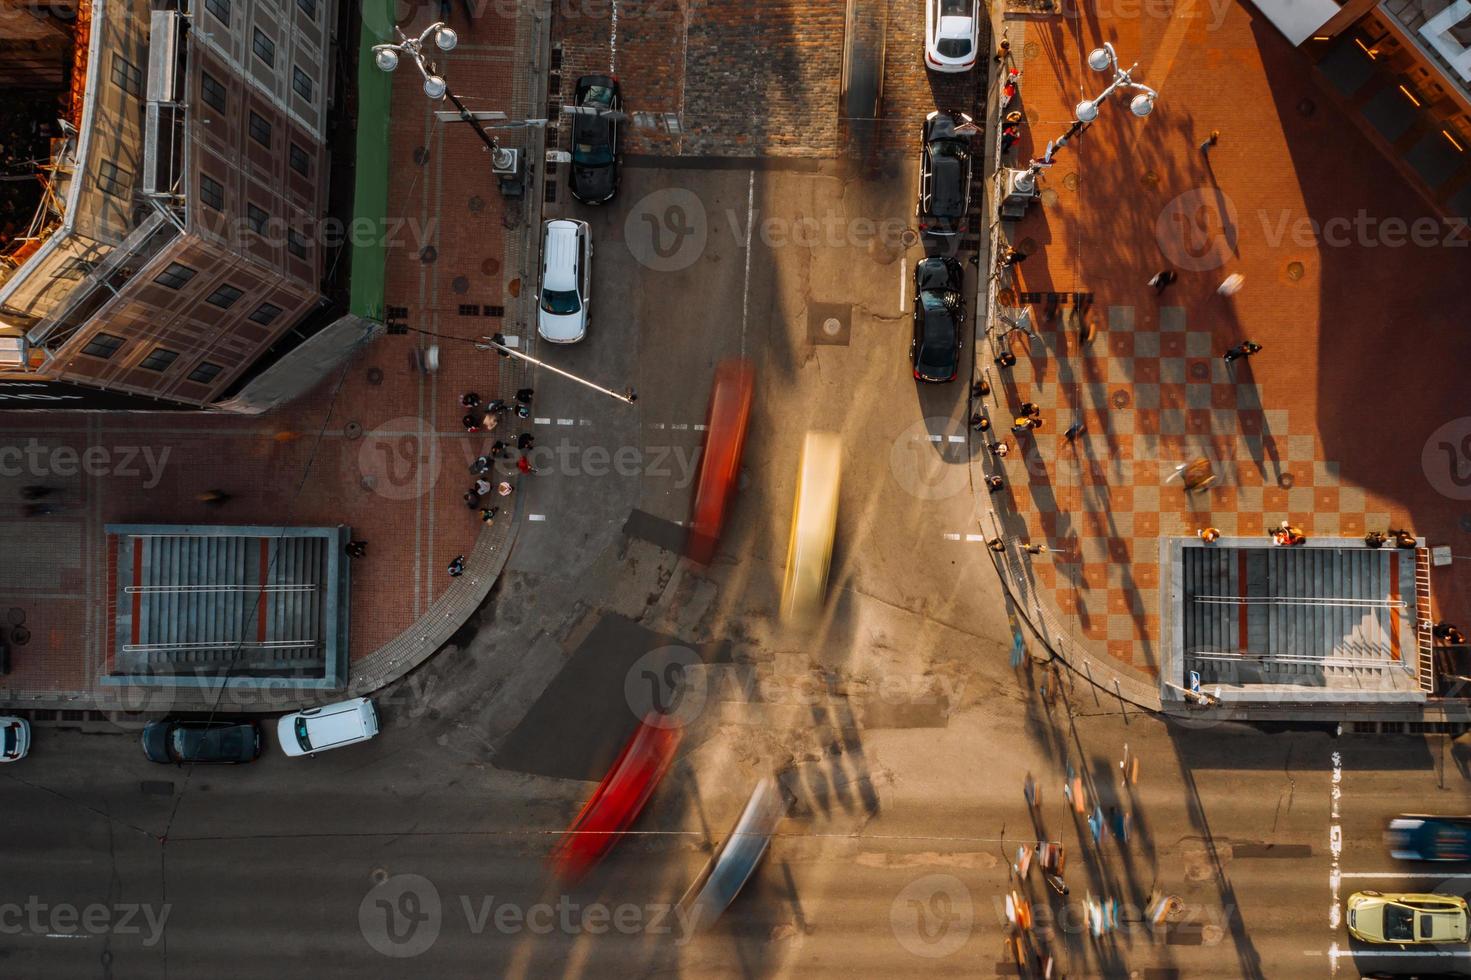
[543,221,582,292]
[929,155,964,216]
[303,702,369,748]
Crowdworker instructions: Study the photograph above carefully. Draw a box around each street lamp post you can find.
[477,335,637,406]
[373,22,518,174]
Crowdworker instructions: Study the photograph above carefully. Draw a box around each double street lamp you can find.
[373,22,519,175]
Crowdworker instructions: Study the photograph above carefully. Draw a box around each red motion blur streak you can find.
[686,360,755,565]
[549,718,682,882]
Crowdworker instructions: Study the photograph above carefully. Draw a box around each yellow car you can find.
[1346,891,1469,944]
[780,432,842,624]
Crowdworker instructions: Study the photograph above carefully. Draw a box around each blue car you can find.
[1386,815,1471,862]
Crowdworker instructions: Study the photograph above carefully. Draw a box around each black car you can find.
[141,720,262,765]
[569,75,621,205]
[917,110,974,236]
[911,256,965,382]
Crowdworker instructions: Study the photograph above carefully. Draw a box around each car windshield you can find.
[940,0,969,13]
[938,37,972,57]
[583,83,614,106]
[171,729,198,759]
[294,717,312,753]
[573,119,614,165]
[1384,904,1415,941]
[2,726,13,754]
[541,289,581,316]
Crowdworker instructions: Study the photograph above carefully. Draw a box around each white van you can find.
[537,218,591,343]
[276,697,379,758]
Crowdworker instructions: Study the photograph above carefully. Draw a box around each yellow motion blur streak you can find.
[781,431,842,624]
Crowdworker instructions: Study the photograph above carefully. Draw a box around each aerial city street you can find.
[3,0,1471,975]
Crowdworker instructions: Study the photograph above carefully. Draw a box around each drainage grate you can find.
[458,304,481,316]
[483,306,504,317]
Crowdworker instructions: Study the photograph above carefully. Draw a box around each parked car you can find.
[1346,891,1469,944]
[0,716,30,763]
[276,697,379,758]
[910,256,965,382]
[917,111,974,237]
[142,720,262,765]
[538,218,592,343]
[1385,815,1471,862]
[569,75,622,205]
[924,0,980,72]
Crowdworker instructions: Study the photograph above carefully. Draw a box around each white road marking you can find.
[1339,871,1457,878]
[948,435,965,443]
[1329,749,1343,973]
[900,257,907,312]
[609,0,618,73]
[557,418,574,426]
[928,434,942,443]
[503,334,521,348]
[965,534,984,542]
[529,514,547,522]
[672,423,689,430]
[694,424,707,431]
[534,417,552,425]
[943,533,961,541]
[650,422,665,429]
[579,419,593,426]
[45,934,89,940]
[740,171,755,358]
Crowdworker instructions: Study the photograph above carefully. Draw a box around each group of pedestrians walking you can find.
[451,388,541,577]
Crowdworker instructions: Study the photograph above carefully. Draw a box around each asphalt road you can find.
[5,128,1471,980]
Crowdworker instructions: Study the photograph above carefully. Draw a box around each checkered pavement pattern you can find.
[987,302,1396,678]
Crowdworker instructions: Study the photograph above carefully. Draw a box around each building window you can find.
[139,347,179,372]
[97,159,131,198]
[199,174,224,210]
[52,257,94,281]
[296,0,317,18]
[292,67,313,102]
[246,204,269,234]
[289,142,310,177]
[111,54,142,97]
[205,283,244,309]
[81,332,125,359]
[188,361,224,385]
[204,0,230,25]
[248,111,272,148]
[252,28,276,67]
[201,72,226,113]
[153,262,197,289]
[248,302,283,325]
[287,230,307,259]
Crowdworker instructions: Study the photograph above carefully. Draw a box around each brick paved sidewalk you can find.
[974,4,1471,698]
[0,3,544,710]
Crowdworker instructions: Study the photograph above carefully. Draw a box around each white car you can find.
[0,717,29,762]
[924,0,979,73]
[537,218,591,343]
[276,697,379,758]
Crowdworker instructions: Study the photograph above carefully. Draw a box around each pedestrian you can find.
[1012,416,1043,433]
[1000,125,1020,153]
[463,413,481,433]
[497,481,514,497]
[1200,129,1219,153]
[1019,401,1040,417]
[345,540,368,558]
[1222,340,1262,362]
[987,537,1006,553]
[447,555,465,577]
[481,411,499,432]
[485,398,508,416]
[1198,527,1221,543]
[1001,245,1028,268]
[1178,457,1216,491]
[1364,530,1388,548]
[463,490,481,509]
[1004,110,1023,127]
[971,413,992,432]
[480,506,499,526]
[986,474,1005,492]
[1217,273,1245,297]
[20,485,55,500]
[996,351,1017,369]
[474,477,493,496]
[972,379,990,399]
[197,489,232,507]
[1063,420,1085,442]
[1393,528,1418,549]
[515,388,534,406]
[1024,543,1049,555]
[1434,622,1466,645]
[517,432,534,450]
[460,391,480,408]
[516,455,536,475]
[994,39,1010,63]
[490,439,510,459]
[1147,270,1177,294]
[1272,520,1306,546]
[470,455,492,476]
[988,440,1009,457]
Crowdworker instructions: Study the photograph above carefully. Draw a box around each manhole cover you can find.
[822,317,843,336]
[808,303,852,346]
[366,367,383,386]
[508,278,521,298]
[1017,237,1038,254]
[901,228,920,248]
[1111,389,1131,409]
[370,868,390,885]
[6,608,23,626]
[413,146,430,166]
[1278,472,1295,489]
[1141,170,1160,186]
[10,626,29,646]
[481,257,500,276]
[452,275,470,294]
[1024,42,1040,58]
[1189,361,1210,380]
[469,195,486,213]
[1286,261,1305,281]
[1062,172,1080,191]
[1040,188,1059,207]
[345,421,364,440]
[1297,98,1316,117]
[419,245,438,264]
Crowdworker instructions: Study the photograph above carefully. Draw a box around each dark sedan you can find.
[911,256,965,382]
[917,110,974,236]
[1386,815,1471,862]
[569,75,622,205]
[141,720,263,765]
